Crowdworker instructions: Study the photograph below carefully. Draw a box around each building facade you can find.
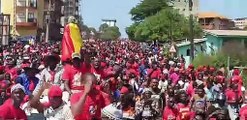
[61,0,80,26]
[102,19,117,27]
[233,17,247,29]
[197,12,235,30]
[172,0,199,17]
[1,0,44,37]
[43,0,64,41]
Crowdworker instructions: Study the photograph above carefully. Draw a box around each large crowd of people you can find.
[0,40,246,120]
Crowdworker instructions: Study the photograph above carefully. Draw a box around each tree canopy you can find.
[130,0,170,22]
[126,0,202,42]
[99,24,121,40]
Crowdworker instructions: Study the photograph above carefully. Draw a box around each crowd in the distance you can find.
[0,40,246,120]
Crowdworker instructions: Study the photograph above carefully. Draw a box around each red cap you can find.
[233,69,240,76]
[120,86,129,94]
[48,85,63,97]
[0,82,7,89]
[188,64,194,69]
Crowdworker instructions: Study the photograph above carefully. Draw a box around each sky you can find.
[81,0,247,37]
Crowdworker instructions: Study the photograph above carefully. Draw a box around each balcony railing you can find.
[17,18,37,27]
[29,2,37,8]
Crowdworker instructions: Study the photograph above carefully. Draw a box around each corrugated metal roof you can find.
[197,12,227,19]
[177,39,206,47]
[205,30,247,37]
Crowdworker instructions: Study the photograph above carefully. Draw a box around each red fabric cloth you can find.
[240,105,247,117]
[225,89,242,102]
[186,82,195,98]
[94,68,107,80]
[61,24,75,61]
[5,67,18,80]
[126,68,139,78]
[62,65,83,90]
[240,106,247,120]
[70,90,106,120]
[0,99,27,119]
[81,63,95,75]
[147,69,161,79]
[176,103,192,120]
[163,106,178,120]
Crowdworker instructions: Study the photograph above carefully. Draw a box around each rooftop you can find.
[234,17,247,21]
[177,39,206,47]
[205,30,247,37]
[197,12,228,19]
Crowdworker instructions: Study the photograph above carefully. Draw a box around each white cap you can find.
[11,83,25,93]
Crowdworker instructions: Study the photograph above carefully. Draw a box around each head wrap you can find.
[11,83,25,93]
[120,86,129,94]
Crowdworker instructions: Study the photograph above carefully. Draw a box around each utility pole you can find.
[45,0,51,43]
[189,0,194,61]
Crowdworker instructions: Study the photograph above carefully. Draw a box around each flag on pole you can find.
[62,23,83,61]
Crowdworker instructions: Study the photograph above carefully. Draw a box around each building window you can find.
[17,13,26,22]
[17,0,26,7]
[28,13,35,22]
[29,0,37,8]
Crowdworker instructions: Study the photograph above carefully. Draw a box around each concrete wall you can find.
[177,41,206,68]
[205,35,223,54]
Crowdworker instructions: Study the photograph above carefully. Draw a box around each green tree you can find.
[130,0,170,22]
[131,9,201,42]
[127,0,202,42]
[99,23,109,32]
[100,26,121,40]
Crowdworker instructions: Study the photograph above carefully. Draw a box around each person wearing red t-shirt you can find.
[92,58,107,82]
[70,73,107,120]
[147,62,161,79]
[163,97,178,120]
[176,91,193,120]
[63,53,84,96]
[0,84,27,120]
[240,94,247,120]
[5,60,19,80]
[225,80,243,120]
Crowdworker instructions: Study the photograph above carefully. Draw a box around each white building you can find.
[233,17,247,29]
[61,0,81,26]
[102,19,117,27]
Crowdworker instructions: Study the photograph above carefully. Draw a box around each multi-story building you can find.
[172,0,199,17]
[43,0,64,41]
[102,19,117,27]
[61,0,80,26]
[197,12,235,30]
[233,17,247,29]
[1,0,44,37]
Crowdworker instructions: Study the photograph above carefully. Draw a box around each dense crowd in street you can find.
[0,40,246,120]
